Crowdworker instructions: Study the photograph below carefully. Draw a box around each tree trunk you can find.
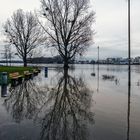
[64,68,68,94]
[64,59,69,69]
[23,57,27,67]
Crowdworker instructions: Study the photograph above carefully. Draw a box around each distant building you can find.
[25,56,140,65]
[106,57,123,64]
[119,58,128,64]
[134,57,140,64]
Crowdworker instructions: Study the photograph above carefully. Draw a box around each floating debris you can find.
[91,73,96,76]
[102,75,115,80]
[136,80,140,86]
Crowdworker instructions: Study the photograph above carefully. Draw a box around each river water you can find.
[0,64,140,140]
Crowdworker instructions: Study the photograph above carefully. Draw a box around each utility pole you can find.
[128,0,131,66]
[127,1,131,140]
[97,46,99,92]
[97,46,99,64]
[128,0,131,87]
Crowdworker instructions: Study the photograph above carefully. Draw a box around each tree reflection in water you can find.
[3,68,94,140]
[36,68,94,140]
[4,80,47,123]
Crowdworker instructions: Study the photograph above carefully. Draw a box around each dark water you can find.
[0,64,140,140]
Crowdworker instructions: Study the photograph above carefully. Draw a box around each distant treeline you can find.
[27,56,96,64]
[0,56,95,64]
[27,56,75,64]
[0,60,23,63]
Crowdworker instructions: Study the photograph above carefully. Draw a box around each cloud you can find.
[0,0,140,59]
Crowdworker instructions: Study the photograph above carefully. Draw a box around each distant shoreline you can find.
[1,62,140,66]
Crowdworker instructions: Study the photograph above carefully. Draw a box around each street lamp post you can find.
[128,0,131,66]
[91,46,99,77]
[128,0,131,88]
[127,1,131,139]
[97,46,99,65]
[97,46,99,92]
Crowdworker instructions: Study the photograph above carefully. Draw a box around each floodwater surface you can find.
[0,64,140,140]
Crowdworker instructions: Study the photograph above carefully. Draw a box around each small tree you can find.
[2,44,14,66]
[40,0,95,68]
[4,9,44,67]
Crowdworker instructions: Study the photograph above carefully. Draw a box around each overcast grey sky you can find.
[0,0,140,60]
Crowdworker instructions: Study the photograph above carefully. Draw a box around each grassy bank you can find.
[0,66,41,85]
[0,66,34,75]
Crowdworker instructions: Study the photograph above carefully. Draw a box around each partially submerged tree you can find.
[4,9,44,67]
[40,0,95,68]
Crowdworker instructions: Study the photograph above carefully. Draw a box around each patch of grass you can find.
[0,66,41,85]
[0,66,34,75]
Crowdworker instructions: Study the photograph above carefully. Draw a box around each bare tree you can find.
[40,0,95,68]
[2,44,14,66]
[3,9,45,67]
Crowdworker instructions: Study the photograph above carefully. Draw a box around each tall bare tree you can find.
[4,9,44,67]
[40,0,95,68]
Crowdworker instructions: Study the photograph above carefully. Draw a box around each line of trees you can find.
[3,0,95,68]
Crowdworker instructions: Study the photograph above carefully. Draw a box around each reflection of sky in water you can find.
[0,64,140,140]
